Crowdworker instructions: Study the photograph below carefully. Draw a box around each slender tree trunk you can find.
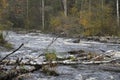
[101,0,104,9]
[26,0,29,29]
[88,0,91,22]
[101,0,104,18]
[101,0,104,29]
[117,0,119,28]
[62,0,67,17]
[42,0,45,30]
[80,0,84,20]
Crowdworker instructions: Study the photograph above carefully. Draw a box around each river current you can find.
[1,31,120,80]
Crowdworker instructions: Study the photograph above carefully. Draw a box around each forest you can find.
[0,0,120,80]
[0,0,119,36]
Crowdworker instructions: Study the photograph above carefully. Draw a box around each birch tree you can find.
[42,0,45,30]
[88,0,91,25]
[62,0,67,17]
[101,0,104,28]
[26,0,29,29]
[116,0,119,27]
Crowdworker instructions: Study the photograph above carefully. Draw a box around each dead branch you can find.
[91,54,104,61]
[46,37,58,50]
[0,43,24,62]
[37,35,59,57]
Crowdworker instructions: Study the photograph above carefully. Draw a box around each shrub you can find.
[0,33,6,44]
[0,33,13,49]
[45,51,57,61]
[50,13,83,37]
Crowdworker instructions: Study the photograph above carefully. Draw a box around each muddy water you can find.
[1,31,120,80]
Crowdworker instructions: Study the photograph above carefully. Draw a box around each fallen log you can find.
[0,58,114,66]
[0,58,118,80]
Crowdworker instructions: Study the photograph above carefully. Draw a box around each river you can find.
[1,31,120,80]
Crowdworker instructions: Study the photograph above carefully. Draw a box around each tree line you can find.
[0,0,120,36]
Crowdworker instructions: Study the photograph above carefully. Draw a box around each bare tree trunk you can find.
[101,0,104,18]
[42,0,45,30]
[26,0,29,29]
[117,0,119,28]
[101,0,104,29]
[62,0,67,17]
[101,0,104,9]
[88,0,91,22]
[80,0,84,20]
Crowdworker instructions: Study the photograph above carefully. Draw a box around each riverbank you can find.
[6,29,120,44]
[71,36,120,45]
[86,36,120,44]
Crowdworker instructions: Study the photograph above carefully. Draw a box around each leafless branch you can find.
[0,43,24,62]
[37,35,59,57]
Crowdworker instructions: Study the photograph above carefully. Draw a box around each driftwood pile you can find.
[0,44,120,80]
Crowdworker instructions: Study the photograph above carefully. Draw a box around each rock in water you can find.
[112,51,120,58]
[105,50,120,58]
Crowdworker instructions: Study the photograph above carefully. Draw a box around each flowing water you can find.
[1,31,120,80]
